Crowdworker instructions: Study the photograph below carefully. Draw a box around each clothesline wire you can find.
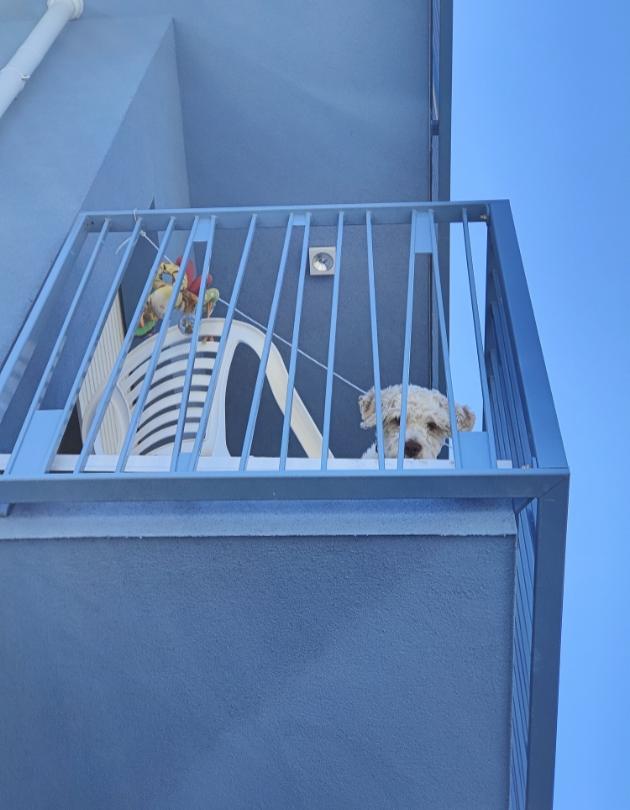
[115,227,367,395]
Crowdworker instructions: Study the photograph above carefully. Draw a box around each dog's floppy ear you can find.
[358,388,377,428]
[455,404,475,432]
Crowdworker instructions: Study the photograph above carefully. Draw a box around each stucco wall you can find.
[0,499,515,809]
[2,1,432,209]
[0,16,190,366]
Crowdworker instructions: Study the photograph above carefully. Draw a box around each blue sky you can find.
[451,2,630,806]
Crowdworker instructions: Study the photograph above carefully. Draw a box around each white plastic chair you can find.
[81,318,327,460]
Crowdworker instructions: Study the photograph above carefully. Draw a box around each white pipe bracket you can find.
[47,0,84,20]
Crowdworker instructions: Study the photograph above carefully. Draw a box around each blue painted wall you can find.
[3,1,432,208]
[0,16,190,366]
[0,501,515,809]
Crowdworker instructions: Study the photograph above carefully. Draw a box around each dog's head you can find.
[359,384,475,459]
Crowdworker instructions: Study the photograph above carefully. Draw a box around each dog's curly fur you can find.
[359,384,475,459]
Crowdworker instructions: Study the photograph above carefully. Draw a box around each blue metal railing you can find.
[279,213,310,471]
[365,211,385,472]
[0,200,566,503]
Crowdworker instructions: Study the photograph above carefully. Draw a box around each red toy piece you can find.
[175,255,213,297]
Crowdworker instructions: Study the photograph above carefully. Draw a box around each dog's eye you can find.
[427,421,439,432]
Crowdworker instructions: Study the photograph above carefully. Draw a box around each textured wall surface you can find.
[3,1,432,209]
[0,501,515,809]
[0,16,190,365]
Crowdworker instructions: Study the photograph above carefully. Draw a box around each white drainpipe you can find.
[0,0,84,120]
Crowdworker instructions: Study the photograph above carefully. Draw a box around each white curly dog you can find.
[359,384,475,460]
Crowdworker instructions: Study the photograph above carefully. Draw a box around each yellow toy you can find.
[136,258,219,336]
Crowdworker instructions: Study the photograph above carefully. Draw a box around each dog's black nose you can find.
[404,440,422,458]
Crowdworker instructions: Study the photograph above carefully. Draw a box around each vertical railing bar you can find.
[512,692,530,794]
[170,216,217,471]
[513,589,533,717]
[320,211,344,470]
[511,689,528,805]
[279,213,311,471]
[240,214,295,472]
[428,208,461,466]
[486,313,511,463]
[492,296,532,465]
[492,326,526,469]
[515,555,533,658]
[511,687,530,786]
[491,309,527,467]
[116,217,200,472]
[517,504,535,596]
[521,490,537,539]
[513,642,531,740]
[75,217,177,473]
[365,211,385,471]
[489,346,515,464]
[430,273,440,391]
[189,215,257,469]
[6,218,110,474]
[518,502,536,600]
[462,208,497,464]
[510,751,523,810]
[397,210,418,470]
[513,516,534,810]
[0,214,89,419]
[486,351,510,459]
[488,377,508,461]
[33,217,145,474]
[514,652,531,731]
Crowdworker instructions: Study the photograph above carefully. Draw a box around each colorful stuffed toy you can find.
[136,256,219,336]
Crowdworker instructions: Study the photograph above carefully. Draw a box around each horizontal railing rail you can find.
[0,200,567,504]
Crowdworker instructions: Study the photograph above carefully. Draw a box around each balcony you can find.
[0,200,565,496]
[0,198,568,808]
